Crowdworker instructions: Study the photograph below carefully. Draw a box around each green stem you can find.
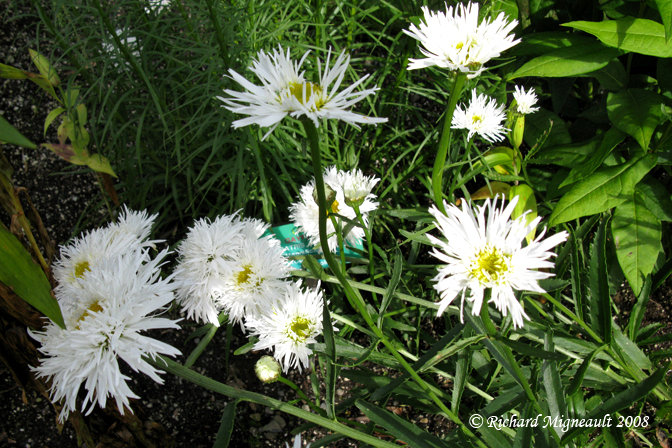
[479,291,497,337]
[302,119,488,448]
[277,376,327,416]
[354,205,375,290]
[432,73,467,214]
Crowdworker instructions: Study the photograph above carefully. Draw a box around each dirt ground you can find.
[2,2,672,448]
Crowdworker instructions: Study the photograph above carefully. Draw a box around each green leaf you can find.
[379,208,433,223]
[560,128,626,188]
[564,18,672,57]
[509,42,622,79]
[377,248,402,328]
[44,108,65,137]
[589,216,612,345]
[529,137,600,168]
[0,225,64,328]
[323,296,336,420]
[82,153,117,178]
[585,59,627,91]
[28,49,61,86]
[612,192,662,296]
[511,32,603,57]
[355,400,450,448]
[543,331,568,439]
[635,176,672,222]
[0,115,37,149]
[565,345,607,396]
[510,184,537,244]
[213,399,239,448]
[656,0,672,43]
[499,338,568,361]
[548,154,656,226]
[561,364,668,443]
[607,89,664,150]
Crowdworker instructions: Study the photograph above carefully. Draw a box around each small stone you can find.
[259,420,282,433]
[272,415,286,429]
[419,418,429,424]
[250,413,262,422]
[301,405,310,412]
[336,388,344,396]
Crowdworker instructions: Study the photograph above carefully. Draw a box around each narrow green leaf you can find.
[379,208,433,223]
[566,345,607,396]
[184,315,226,369]
[560,127,626,188]
[0,225,64,328]
[510,42,622,79]
[542,331,568,439]
[233,339,257,356]
[612,192,662,296]
[28,49,61,86]
[564,18,672,57]
[213,399,239,448]
[451,342,472,414]
[607,89,664,149]
[588,216,612,345]
[499,338,568,362]
[511,402,535,448]
[657,0,672,43]
[561,364,669,443]
[44,108,65,137]
[323,296,336,420]
[548,154,656,226]
[377,248,402,328]
[355,399,450,448]
[0,115,37,149]
[303,255,327,281]
[612,323,652,374]
[510,184,537,244]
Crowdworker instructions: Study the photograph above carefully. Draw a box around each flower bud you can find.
[512,115,525,151]
[255,356,282,383]
[312,183,336,210]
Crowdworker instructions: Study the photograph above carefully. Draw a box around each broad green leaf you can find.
[564,18,672,57]
[509,42,622,79]
[483,146,515,174]
[635,176,672,221]
[560,127,626,188]
[76,103,87,127]
[471,181,511,201]
[561,365,668,443]
[0,114,37,149]
[658,59,672,94]
[355,400,450,448]
[510,184,537,243]
[655,0,672,43]
[529,137,599,168]
[41,143,87,165]
[0,63,30,79]
[612,192,662,296]
[510,32,602,57]
[44,108,65,137]
[548,154,656,226]
[524,108,572,150]
[28,49,61,86]
[213,399,238,448]
[0,225,64,328]
[607,89,664,149]
[82,154,117,177]
[584,59,627,91]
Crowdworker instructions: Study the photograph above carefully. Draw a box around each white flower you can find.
[403,2,520,78]
[101,29,139,68]
[214,233,291,324]
[246,281,331,372]
[173,214,248,326]
[30,249,181,422]
[513,85,539,115]
[452,89,508,143]
[289,166,377,253]
[145,0,171,14]
[108,205,158,245]
[286,434,311,448]
[340,168,380,208]
[427,196,568,329]
[216,46,387,139]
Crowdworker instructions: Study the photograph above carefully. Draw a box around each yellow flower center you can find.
[326,199,340,217]
[74,260,91,279]
[236,264,254,285]
[289,82,325,108]
[471,115,483,126]
[76,300,103,328]
[288,317,312,343]
[470,245,511,284]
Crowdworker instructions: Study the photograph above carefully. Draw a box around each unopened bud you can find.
[512,115,525,150]
[312,183,336,210]
[255,356,282,383]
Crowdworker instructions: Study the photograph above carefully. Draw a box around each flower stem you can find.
[432,72,467,214]
[277,376,327,417]
[353,205,375,290]
[479,290,497,337]
[302,118,488,448]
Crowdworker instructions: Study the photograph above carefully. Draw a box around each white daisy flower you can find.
[214,233,291,324]
[340,168,380,208]
[513,85,540,115]
[286,434,311,448]
[403,2,520,78]
[30,249,181,422]
[427,196,568,329]
[452,89,508,143]
[145,0,171,14]
[173,214,248,326]
[246,281,331,372]
[108,205,158,245]
[216,46,387,139]
[289,166,377,253]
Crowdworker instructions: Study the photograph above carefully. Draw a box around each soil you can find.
[2,2,672,448]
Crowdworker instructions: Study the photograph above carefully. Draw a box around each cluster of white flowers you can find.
[30,207,181,422]
[290,166,379,253]
[173,212,332,372]
[217,45,387,139]
[428,196,568,329]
